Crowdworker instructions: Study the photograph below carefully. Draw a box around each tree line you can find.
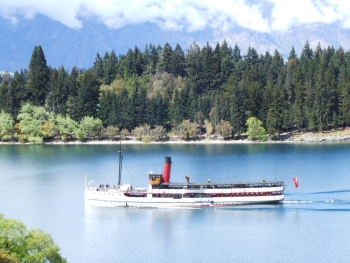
[1,41,350,142]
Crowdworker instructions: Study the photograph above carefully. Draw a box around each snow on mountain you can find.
[1,15,350,72]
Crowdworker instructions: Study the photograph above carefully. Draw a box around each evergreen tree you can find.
[172,44,186,77]
[27,45,49,106]
[149,44,160,75]
[220,40,234,84]
[288,46,297,60]
[185,41,202,94]
[124,49,134,76]
[133,46,144,76]
[98,91,112,127]
[6,71,25,118]
[93,52,104,79]
[104,50,118,85]
[158,42,173,73]
[75,70,100,120]
[0,80,9,111]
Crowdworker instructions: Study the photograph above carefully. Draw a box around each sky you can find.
[1,0,350,33]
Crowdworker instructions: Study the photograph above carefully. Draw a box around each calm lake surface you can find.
[1,143,350,263]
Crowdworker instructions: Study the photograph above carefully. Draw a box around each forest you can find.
[1,40,350,143]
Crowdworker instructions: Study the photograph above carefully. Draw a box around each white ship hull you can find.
[85,187,284,208]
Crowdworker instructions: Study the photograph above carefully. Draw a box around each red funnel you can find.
[163,156,172,183]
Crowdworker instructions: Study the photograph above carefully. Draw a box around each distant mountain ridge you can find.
[1,15,350,72]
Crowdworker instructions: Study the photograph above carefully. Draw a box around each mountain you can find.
[1,15,350,72]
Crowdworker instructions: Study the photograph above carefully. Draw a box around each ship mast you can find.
[118,143,122,187]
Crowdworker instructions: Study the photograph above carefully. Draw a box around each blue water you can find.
[1,143,350,262]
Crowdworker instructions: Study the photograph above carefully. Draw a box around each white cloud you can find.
[0,0,270,32]
[1,0,350,33]
[269,0,350,30]
[1,0,83,28]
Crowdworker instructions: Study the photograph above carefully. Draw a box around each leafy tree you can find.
[75,116,102,141]
[0,213,66,263]
[0,110,14,141]
[56,114,78,141]
[132,124,151,141]
[245,117,266,141]
[17,103,54,143]
[177,120,197,140]
[204,119,213,136]
[150,126,167,141]
[0,249,19,263]
[216,120,233,139]
[120,128,130,139]
[106,125,119,140]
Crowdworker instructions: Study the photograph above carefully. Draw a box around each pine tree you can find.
[149,44,160,75]
[93,52,104,79]
[172,44,185,77]
[27,45,49,106]
[133,46,144,76]
[6,71,25,118]
[124,49,134,76]
[185,41,201,94]
[288,47,297,60]
[75,70,100,120]
[158,42,173,73]
[220,40,234,84]
[210,43,222,90]
[199,42,213,93]
[0,79,9,111]
[104,50,118,85]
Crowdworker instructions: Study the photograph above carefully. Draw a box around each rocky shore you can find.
[2,130,350,145]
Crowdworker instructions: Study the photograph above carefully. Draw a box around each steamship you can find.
[85,149,284,208]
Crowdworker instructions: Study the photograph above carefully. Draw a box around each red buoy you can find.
[163,156,172,183]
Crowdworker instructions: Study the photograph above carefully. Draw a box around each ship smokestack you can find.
[163,156,172,183]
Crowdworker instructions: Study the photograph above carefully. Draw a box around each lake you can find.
[1,143,350,262]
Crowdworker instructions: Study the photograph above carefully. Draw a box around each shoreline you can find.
[1,133,350,145]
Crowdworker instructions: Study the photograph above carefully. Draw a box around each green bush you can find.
[0,214,66,263]
[141,135,152,143]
